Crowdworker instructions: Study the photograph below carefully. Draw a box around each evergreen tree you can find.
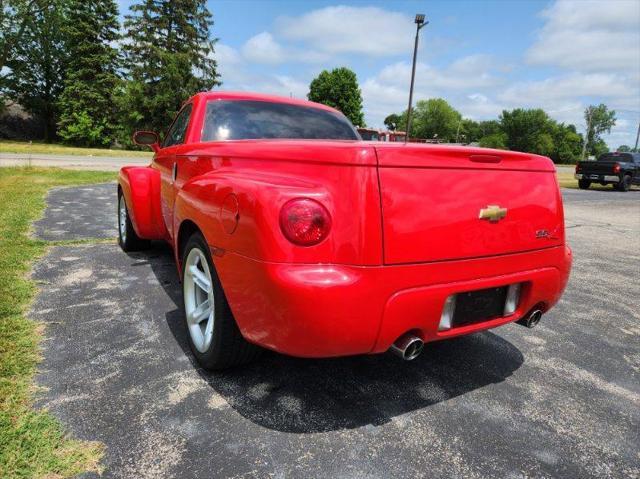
[3,0,67,141]
[57,0,121,146]
[308,67,365,127]
[121,0,220,139]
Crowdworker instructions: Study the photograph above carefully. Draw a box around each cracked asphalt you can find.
[30,185,639,478]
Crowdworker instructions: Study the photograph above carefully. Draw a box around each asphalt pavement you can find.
[30,185,639,478]
[32,183,116,240]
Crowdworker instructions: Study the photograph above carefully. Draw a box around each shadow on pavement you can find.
[145,242,524,434]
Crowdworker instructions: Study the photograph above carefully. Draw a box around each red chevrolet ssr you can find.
[118,91,572,369]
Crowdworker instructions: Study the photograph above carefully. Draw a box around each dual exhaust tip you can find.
[390,309,543,361]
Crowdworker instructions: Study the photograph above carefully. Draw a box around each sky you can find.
[119,0,640,148]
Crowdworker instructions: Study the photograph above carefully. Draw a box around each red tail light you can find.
[279,198,331,246]
[613,163,621,173]
[575,164,581,173]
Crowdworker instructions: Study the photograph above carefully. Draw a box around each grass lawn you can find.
[1,140,152,158]
[0,167,115,478]
[557,172,579,189]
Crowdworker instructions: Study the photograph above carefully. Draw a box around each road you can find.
[1,151,577,174]
[0,152,149,170]
[30,185,639,478]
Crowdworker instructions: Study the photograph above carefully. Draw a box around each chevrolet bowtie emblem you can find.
[479,205,507,222]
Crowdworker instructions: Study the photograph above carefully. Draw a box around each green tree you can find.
[478,120,502,138]
[308,67,365,127]
[2,0,67,141]
[121,0,220,141]
[412,98,462,141]
[460,119,480,143]
[57,0,121,147]
[592,138,609,158]
[550,123,582,164]
[584,104,616,157]
[617,145,631,152]
[534,132,555,158]
[499,108,552,154]
[0,0,47,79]
[479,132,508,149]
[384,113,401,131]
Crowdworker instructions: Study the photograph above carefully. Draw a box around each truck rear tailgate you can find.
[375,145,563,265]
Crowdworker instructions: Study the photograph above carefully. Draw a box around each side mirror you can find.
[133,131,160,152]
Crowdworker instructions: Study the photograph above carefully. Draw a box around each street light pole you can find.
[405,14,427,144]
[581,107,592,160]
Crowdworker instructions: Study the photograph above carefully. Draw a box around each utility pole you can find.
[405,14,427,143]
[634,120,640,152]
[581,107,592,160]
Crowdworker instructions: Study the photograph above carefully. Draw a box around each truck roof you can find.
[188,91,340,115]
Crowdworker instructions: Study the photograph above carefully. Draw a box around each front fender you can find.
[118,166,166,240]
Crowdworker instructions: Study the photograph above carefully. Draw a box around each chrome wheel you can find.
[118,195,127,243]
[183,247,215,353]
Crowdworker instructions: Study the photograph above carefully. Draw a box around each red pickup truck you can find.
[118,91,572,369]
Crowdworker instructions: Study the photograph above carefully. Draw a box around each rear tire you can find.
[578,179,591,190]
[118,191,151,252]
[616,174,631,192]
[181,232,261,370]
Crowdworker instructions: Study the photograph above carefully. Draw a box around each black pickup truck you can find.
[575,152,640,191]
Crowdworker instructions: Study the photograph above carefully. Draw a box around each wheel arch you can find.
[177,219,203,263]
[118,166,166,240]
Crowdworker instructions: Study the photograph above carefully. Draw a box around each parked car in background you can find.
[575,152,640,191]
[357,127,407,142]
[117,91,572,370]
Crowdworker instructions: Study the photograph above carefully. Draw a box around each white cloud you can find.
[374,56,500,92]
[526,0,640,73]
[361,56,503,125]
[242,32,286,64]
[462,94,506,119]
[499,73,639,108]
[258,75,309,98]
[277,6,414,56]
[213,43,247,84]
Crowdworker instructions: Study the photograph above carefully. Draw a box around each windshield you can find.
[201,100,360,141]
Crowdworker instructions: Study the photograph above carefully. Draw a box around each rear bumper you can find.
[214,245,572,358]
[575,173,620,182]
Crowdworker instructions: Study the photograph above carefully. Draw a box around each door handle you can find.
[172,162,178,183]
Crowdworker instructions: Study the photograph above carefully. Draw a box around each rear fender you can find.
[172,161,382,266]
[118,166,166,240]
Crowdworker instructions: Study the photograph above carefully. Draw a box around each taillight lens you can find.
[613,163,620,173]
[575,164,581,173]
[279,198,331,246]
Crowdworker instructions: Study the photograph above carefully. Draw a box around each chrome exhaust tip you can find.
[517,309,543,328]
[390,334,424,361]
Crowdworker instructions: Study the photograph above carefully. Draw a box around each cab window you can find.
[201,100,359,141]
[162,104,193,148]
